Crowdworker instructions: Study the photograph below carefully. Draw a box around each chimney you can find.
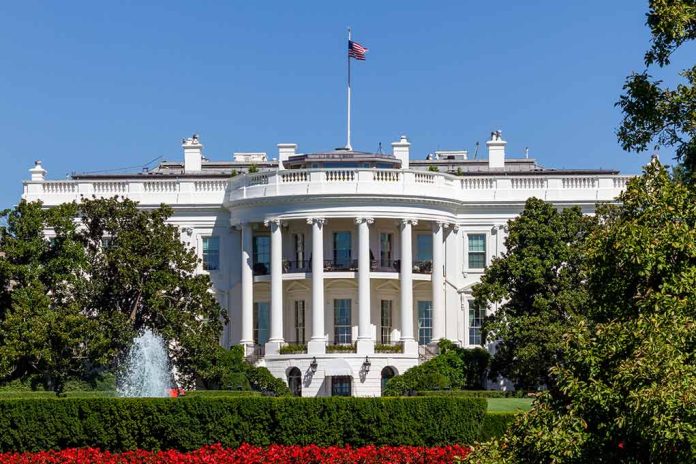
[182,134,203,172]
[392,135,410,169]
[29,160,47,181]
[277,143,297,170]
[486,130,506,168]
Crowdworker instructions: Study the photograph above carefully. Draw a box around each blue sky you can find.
[1,1,693,209]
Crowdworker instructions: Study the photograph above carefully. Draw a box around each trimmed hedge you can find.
[0,397,489,452]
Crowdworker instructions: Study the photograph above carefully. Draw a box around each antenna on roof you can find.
[524,147,529,159]
[377,142,383,154]
[473,141,480,160]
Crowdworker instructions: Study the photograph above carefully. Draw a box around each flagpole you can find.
[346,27,352,150]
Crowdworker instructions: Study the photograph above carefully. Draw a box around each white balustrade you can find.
[144,181,178,193]
[414,172,434,184]
[562,177,597,189]
[373,170,400,182]
[247,173,269,186]
[94,181,128,194]
[194,180,227,192]
[42,182,78,194]
[461,177,494,189]
[510,177,546,189]
[326,170,355,182]
[280,171,308,183]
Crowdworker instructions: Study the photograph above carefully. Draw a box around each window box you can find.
[375,343,403,353]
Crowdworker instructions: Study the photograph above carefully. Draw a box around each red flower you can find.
[0,444,471,464]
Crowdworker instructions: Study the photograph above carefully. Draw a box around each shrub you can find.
[278,344,306,355]
[326,344,355,353]
[384,342,492,396]
[0,397,487,451]
[374,344,403,353]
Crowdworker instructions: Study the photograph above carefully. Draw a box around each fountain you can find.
[117,329,172,397]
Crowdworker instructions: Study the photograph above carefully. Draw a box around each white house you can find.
[22,131,631,397]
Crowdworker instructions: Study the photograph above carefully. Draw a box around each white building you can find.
[22,131,631,397]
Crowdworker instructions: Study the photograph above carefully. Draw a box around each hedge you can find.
[0,397,489,452]
[478,412,518,441]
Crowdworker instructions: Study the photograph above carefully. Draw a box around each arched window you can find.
[381,366,396,393]
[287,367,302,397]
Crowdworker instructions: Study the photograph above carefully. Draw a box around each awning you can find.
[323,358,353,377]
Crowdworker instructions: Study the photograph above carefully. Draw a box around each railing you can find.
[510,177,546,189]
[144,181,177,193]
[94,181,128,193]
[326,170,355,182]
[324,259,357,272]
[42,182,78,194]
[284,260,310,273]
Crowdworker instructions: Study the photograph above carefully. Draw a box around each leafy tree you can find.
[0,198,227,392]
[467,162,696,463]
[617,0,696,179]
[472,198,592,390]
[0,202,111,393]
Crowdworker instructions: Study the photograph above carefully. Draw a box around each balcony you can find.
[227,168,633,206]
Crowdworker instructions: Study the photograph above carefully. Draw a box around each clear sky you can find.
[1,1,693,209]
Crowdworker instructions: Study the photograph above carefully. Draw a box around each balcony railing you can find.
[227,168,634,205]
[253,257,434,275]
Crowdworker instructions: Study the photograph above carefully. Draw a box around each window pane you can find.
[380,233,393,266]
[468,300,484,346]
[380,300,392,344]
[202,236,219,271]
[416,234,433,261]
[295,300,305,344]
[254,302,270,346]
[333,232,352,268]
[334,299,352,344]
[253,236,271,273]
[417,300,432,345]
[468,234,486,269]
[331,376,351,396]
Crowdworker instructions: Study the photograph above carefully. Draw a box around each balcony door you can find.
[333,232,352,269]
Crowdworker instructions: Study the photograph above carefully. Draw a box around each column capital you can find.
[355,216,374,225]
[401,218,418,226]
[306,217,326,225]
[263,217,285,227]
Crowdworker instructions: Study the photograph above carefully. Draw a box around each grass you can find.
[487,397,533,412]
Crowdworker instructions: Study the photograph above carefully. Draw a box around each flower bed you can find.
[0,443,471,463]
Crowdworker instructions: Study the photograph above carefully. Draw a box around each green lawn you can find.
[487,397,533,412]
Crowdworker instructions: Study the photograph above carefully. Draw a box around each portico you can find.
[236,215,450,357]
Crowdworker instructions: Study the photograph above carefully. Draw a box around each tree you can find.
[472,198,592,390]
[0,202,111,393]
[0,198,227,392]
[467,162,696,463]
[617,0,696,179]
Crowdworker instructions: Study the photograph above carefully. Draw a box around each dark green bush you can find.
[478,412,518,441]
[384,342,492,396]
[0,396,489,452]
[415,390,509,398]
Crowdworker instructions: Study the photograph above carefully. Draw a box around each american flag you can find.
[348,40,368,60]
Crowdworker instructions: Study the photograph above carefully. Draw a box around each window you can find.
[379,233,393,267]
[253,235,271,274]
[334,299,352,344]
[417,300,433,345]
[416,234,433,262]
[331,376,352,396]
[468,234,486,269]
[294,300,306,344]
[293,233,305,268]
[380,300,393,344]
[253,302,270,346]
[469,300,485,346]
[333,232,352,268]
[202,236,220,271]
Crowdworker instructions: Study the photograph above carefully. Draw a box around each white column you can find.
[400,218,418,354]
[240,222,254,350]
[356,217,374,354]
[266,218,284,353]
[431,221,445,343]
[308,217,326,354]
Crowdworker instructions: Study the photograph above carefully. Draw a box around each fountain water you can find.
[117,329,172,397]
